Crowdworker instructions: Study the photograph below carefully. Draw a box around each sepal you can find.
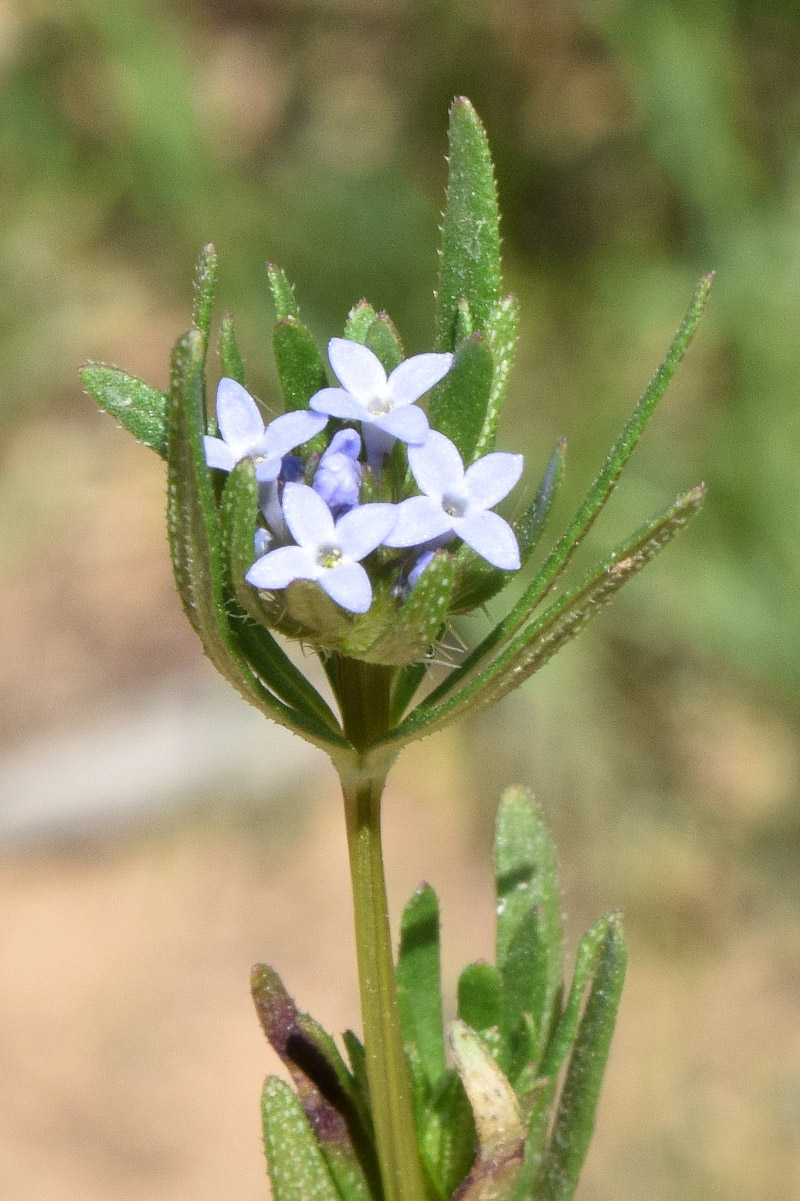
[80,364,168,458]
[267,262,300,321]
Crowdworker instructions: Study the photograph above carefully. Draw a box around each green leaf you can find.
[342,1031,370,1112]
[344,300,378,343]
[365,312,405,373]
[252,965,379,1201]
[273,316,328,411]
[397,883,446,1092]
[454,298,474,342]
[260,1077,342,1201]
[473,295,520,459]
[494,787,563,1071]
[425,1072,477,1201]
[436,98,502,350]
[388,660,429,726]
[516,438,567,564]
[219,462,343,734]
[539,916,627,1201]
[538,915,616,1084]
[382,485,705,752]
[432,273,714,691]
[267,262,300,321]
[450,1022,525,1201]
[457,962,503,1039]
[192,243,217,349]
[427,333,494,463]
[81,364,168,458]
[167,330,346,754]
[220,312,246,385]
[361,550,455,667]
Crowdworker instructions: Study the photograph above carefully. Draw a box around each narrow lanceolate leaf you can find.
[388,660,429,726]
[422,1072,477,1201]
[437,274,714,687]
[81,364,168,458]
[261,1077,342,1201]
[457,962,503,1041]
[219,462,343,734]
[192,243,217,350]
[397,883,446,1093]
[538,915,617,1083]
[220,312,246,385]
[365,312,405,373]
[495,788,563,1074]
[380,485,705,751]
[436,97,502,350]
[344,299,378,343]
[450,1022,525,1201]
[538,916,627,1201]
[516,439,567,564]
[362,551,455,666]
[273,317,328,411]
[267,262,300,321]
[473,295,520,460]
[167,330,346,753]
[252,965,379,1201]
[427,333,494,463]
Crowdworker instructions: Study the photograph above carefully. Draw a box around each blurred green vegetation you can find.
[1,2,799,1198]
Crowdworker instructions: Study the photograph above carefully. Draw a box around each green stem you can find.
[335,656,427,1201]
[341,771,427,1201]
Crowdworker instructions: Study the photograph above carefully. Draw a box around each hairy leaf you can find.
[81,364,168,458]
[397,883,446,1092]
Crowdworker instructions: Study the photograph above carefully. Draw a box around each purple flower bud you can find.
[312,428,363,515]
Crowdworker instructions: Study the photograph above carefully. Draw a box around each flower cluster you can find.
[204,338,524,616]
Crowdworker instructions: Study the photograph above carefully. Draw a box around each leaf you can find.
[457,962,503,1040]
[252,965,379,1201]
[516,438,567,565]
[388,660,429,726]
[538,916,627,1201]
[267,262,300,321]
[260,1076,343,1201]
[473,295,520,459]
[342,1031,370,1112]
[81,363,168,458]
[273,316,329,411]
[538,915,616,1084]
[450,1022,525,1201]
[219,312,246,385]
[427,333,494,464]
[167,329,346,754]
[380,485,705,752]
[361,551,455,667]
[192,242,217,349]
[494,787,563,1071]
[365,312,405,373]
[420,1071,476,1201]
[436,98,502,350]
[397,883,446,1093]
[344,300,378,343]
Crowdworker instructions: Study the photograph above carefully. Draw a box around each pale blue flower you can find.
[203,378,327,482]
[383,431,523,570]
[313,428,362,515]
[309,339,453,468]
[246,483,397,614]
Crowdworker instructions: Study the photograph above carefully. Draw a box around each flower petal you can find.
[382,495,453,548]
[336,503,397,561]
[216,378,265,456]
[281,482,335,548]
[309,387,367,420]
[319,561,373,613]
[375,404,429,445]
[203,435,237,472]
[324,428,361,459]
[407,430,464,499]
[246,545,318,590]
[463,452,524,511]
[262,409,328,459]
[453,510,521,570]
[254,456,282,483]
[328,338,387,401]
[387,352,454,405]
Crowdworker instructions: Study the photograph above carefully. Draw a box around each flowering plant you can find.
[81,98,709,1201]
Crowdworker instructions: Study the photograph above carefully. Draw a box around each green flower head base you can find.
[81,98,709,765]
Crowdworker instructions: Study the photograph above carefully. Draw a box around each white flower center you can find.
[366,385,393,417]
[317,543,343,569]
[442,492,467,519]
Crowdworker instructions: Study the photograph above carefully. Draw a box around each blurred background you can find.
[1,0,799,1197]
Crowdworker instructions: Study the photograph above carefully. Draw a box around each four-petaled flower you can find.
[309,339,453,469]
[383,431,523,570]
[204,378,327,482]
[246,483,396,614]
